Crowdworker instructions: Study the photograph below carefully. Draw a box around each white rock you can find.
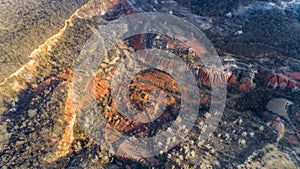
[225,133,230,140]
[259,125,265,131]
[242,132,247,137]
[234,30,243,35]
[266,98,293,122]
[239,119,243,125]
[238,139,246,145]
[226,12,233,17]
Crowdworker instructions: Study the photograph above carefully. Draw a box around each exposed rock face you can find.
[0,0,89,82]
[0,0,300,168]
